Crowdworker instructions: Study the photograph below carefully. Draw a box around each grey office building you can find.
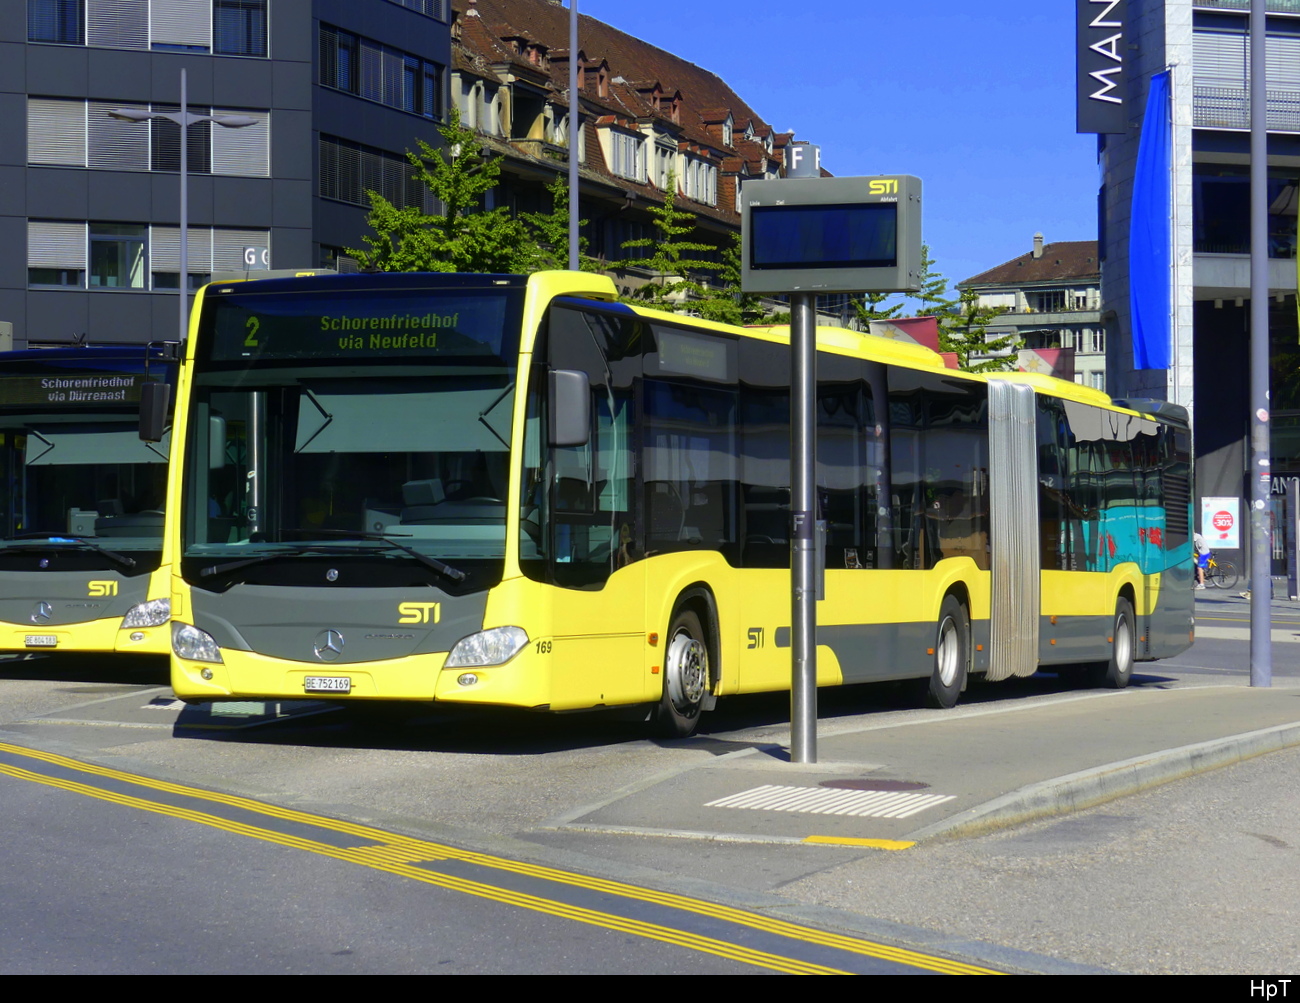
[2,0,450,349]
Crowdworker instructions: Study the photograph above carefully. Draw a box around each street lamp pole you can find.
[109,69,256,341]
[568,1,579,271]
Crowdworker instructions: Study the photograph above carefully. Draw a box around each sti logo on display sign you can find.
[1076,0,1127,134]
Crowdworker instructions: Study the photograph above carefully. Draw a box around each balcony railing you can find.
[1193,0,1300,13]
[1194,85,1300,133]
[1195,238,1298,258]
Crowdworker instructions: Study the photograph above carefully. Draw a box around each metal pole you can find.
[1249,0,1272,686]
[568,1,579,271]
[790,293,818,763]
[179,68,189,342]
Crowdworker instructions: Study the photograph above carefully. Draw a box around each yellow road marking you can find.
[0,742,1000,975]
[803,836,916,851]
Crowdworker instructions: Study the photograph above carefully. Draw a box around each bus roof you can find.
[986,370,1115,408]
[0,344,175,367]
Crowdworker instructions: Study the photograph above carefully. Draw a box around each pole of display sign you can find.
[790,293,817,764]
[740,169,921,766]
[1249,0,1272,686]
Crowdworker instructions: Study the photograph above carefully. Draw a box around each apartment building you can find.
[4,0,452,348]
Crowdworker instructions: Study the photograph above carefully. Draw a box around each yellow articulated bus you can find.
[166,271,1193,736]
[0,345,177,658]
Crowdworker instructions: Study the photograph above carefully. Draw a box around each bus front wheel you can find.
[654,608,709,738]
[925,596,969,709]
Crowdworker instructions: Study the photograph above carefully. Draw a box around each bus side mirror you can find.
[139,382,171,442]
[549,369,590,447]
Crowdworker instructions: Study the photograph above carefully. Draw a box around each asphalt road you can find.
[0,588,1297,974]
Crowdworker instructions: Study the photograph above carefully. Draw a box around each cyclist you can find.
[1194,531,1211,589]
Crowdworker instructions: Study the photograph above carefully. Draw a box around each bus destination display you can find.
[205,290,522,363]
[0,373,147,407]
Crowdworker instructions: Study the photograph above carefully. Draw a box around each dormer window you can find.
[601,125,645,182]
[680,153,717,206]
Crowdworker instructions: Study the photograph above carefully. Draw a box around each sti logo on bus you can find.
[398,602,442,625]
[868,179,899,195]
[88,581,118,597]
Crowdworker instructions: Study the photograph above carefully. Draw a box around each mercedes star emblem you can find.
[313,629,345,661]
[30,601,53,625]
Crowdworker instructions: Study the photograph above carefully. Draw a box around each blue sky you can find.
[578,0,1098,297]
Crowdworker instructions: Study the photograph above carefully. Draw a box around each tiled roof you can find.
[960,240,1100,287]
[454,0,772,156]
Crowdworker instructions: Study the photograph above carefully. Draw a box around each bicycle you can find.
[1204,554,1238,590]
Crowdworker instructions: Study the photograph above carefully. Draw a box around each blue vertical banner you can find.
[1130,71,1172,370]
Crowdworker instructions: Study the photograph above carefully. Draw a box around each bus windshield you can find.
[181,279,525,592]
[0,369,169,573]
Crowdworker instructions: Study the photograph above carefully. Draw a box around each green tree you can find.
[616,175,720,312]
[910,244,959,319]
[852,290,904,328]
[893,244,1020,372]
[348,109,536,274]
[517,176,602,273]
[691,232,779,326]
[941,288,1019,372]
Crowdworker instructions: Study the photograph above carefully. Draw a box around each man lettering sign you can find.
[1077,0,1127,135]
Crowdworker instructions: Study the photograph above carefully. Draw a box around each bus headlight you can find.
[172,622,224,664]
[121,598,171,628]
[444,626,528,668]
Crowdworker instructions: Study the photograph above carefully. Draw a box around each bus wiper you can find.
[281,528,469,583]
[3,533,138,570]
[198,545,305,579]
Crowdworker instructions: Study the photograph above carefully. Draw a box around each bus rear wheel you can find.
[925,596,969,709]
[654,608,709,738]
[1087,597,1135,689]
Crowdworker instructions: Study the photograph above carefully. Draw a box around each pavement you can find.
[543,589,1300,850]
[550,683,1300,850]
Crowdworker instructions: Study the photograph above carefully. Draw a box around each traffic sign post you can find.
[741,168,921,763]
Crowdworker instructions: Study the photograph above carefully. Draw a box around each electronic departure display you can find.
[749,202,897,271]
[741,175,922,295]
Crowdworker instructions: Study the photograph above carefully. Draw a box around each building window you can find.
[150,107,213,173]
[30,1,265,55]
[29,267,84,287]
[150,0,211,52]
[89,224,147,289]
[28,0,84,43]
[1031,290,1067,313]
[318,135,436,212]
[320,25,444,119]
[27,220,267,290]
[28,97,270,176]
[681,158,717,206]
[385,0,449,21]
[607,130,644,183]
[213,0,266,57]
